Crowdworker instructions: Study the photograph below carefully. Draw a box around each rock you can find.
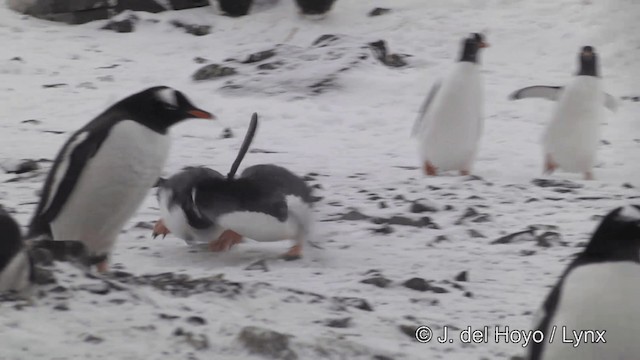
[221,127,234,139]
[242,49,277,64]
[368,7,391,16]
[324,317,351,328]
[623,183,635,189]
[159,313,180,320]
[372,225,394,234]
[245,259,269,272]
[410,201,438,213]
[527,224,559,232]
[3,159,39,174]
[84,334,104,344]
[53,303,69,311]
[21,119,41,125]
[373,356,395,360]
[102,15,138,33]
[398,325,417,338]
[42,83,67,88]
[403,278,448,293]
[491,230,535,245]
[454,271,468,282]
[368,40,409,68]
[237,326,298,360]
[217,0,253,17]
[192,64,237,81]
[433,235,448,243]
[531,178,583,189]
[360,276,392,288]
[312,34,341,47]
[536,231,561,247]
[170,20,211,36]
[186,316,207,326]
[468,229,485,238]
[339,209,370,221]
[378,201,388,209]
[194,57,209,64]
[520,250,536,256]
[333,297,373,311]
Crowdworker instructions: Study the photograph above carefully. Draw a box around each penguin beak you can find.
[479,42,489,48]
[187,108,215,120]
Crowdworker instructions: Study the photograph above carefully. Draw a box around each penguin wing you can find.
[411,80,441,137]
[508,85,563,101]
[28,129,108,237]
[527,282,561,360]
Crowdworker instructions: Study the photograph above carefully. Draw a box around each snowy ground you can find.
[0,0,639,359]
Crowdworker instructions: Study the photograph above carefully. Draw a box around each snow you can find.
[0,0,639,359]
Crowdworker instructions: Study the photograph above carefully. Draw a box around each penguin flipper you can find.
[411,80,441,137]
[604,93,619,112]
[508,85,563,101]
[28,131,103,238]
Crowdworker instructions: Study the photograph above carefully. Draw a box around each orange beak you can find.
[188,109,215,119]
[479,42,490,48]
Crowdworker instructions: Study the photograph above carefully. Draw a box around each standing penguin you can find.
[294,0,336,16]
[27,86,214,272]
[0,206,31,292]
[509,46,617,180]
[412,33,488,176]
[527,205,640,360]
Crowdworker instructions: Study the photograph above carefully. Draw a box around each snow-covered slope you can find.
[0,0,638,359]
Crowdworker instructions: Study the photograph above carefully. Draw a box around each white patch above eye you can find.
[156,88,178,108]
[618,206,640,221]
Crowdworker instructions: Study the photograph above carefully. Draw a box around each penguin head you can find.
[584,205,640,262]
[577,45,599,77]
[122,86,215,133]
[0,205,23,271]
[459,33,489,63]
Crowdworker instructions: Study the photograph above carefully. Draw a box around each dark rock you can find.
[464,291,473,298]
[468,229,485,238]
[217,0,253,17]
[295,0,336,15]
[325,317,351,328]
[368,40,409,68]
[403,278,448,293]
[102,16,138,33]
[21,119,41,125]
[3,159,39,174]
[339,209,370,221]
[373,356,394,360]
[53,303,69,311]
[245,259,269,272]
[194,57,209,64]
[372,225,394,234]
[333,297,373,311]
[623,183,635,189]
[433,235,448,243]
[398,324,417,338]
[527,224,559,232]
[520,249,536,256]
[186,316,207,326]
[192,64,237,81]
[84,334,104,344]
[242,49,276,64]
[537,231,561,247]
[454,271,468,282]
[257,62,283,70]
[311,34,341,47]
[491,230,535,245]
[361,276,391,288]
[159,313,180,320]
[170,20,211,36]
[378,201,388,209]
[42,83,67,88]
[237,326,297,360]
[368,7,391,16]
[471,214,492,223]
[410,201,438,213]
[221,127,234,139]
[531,178,583,189]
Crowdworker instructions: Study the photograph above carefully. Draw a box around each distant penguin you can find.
[412,33,489,176]
[194,164,314,260]
[27,86,215,272]
[0,206,31,292]
[294,0,336,16]
[153,166,226,246]
[509,46,618,180]
[217,0,253,17]
[527,205,640,360]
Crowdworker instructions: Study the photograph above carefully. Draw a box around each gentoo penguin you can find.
[294,0,336,16]
[0,206,31,292]
[216,0,253,17]
[194,164,314,260]
[27,86,214,272]
[527,205,640,360]
[509,46,618,180]
[411,33,488,176]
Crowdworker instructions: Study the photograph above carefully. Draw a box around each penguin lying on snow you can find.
[412,33,488,176]
[510,46,617,180]
[0,206,31,292]
[527,205,640,360]
[27,86,215,272]
[153,114,314,260]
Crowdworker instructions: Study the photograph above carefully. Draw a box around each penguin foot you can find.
[208,230,243,252]
[281,244,302,261]
[584,171,594,180]
[460,169,470,176]
[544,154,557,175]
[423,161,437,176]
[152,219,170,239]
[96,259,109,273]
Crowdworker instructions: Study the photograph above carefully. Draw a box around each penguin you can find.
[527,205,640,360]
[509,46,618,180]
[294,0,336,16]
[193,164,314,260]
[27,86,214,272]
[0,206,31,292]
[216,0,253,17]
[411,33,488,176]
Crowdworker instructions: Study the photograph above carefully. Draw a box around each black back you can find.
[27,86,211,239]
[459,33,486,63]
[159,166,224,229]
[528,205,640,359]
[217,0,253,16]
[0,206,23,272]
[577,45,599,77]
[295,0,337,15]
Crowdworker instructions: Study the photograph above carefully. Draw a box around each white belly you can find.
[543,77,604,172]
[51,120,170,255]
[158,189,223,244]
[542,262,640,359]
[418,63,483,171]
[0,250,31,292]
